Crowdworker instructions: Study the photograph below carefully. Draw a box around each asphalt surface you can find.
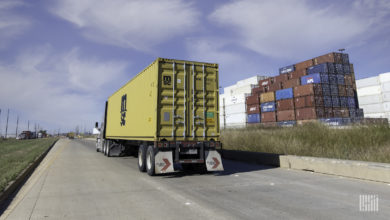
[1,139,389,220]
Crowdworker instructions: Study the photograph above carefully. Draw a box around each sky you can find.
[0,0,389,135]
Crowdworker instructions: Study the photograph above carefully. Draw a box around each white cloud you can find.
[209,0,390,59]
[0,0,31,48]
[0,45,128,132]
[49,0,200,52]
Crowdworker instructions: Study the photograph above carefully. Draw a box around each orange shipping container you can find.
[260,92,275,103]
[277,110,295,121]
[246,104,260,114]
[246,94,260,105]
[274,74,289,83]
[295,59,314,70]
[289,69,307,79]
[261,112,276,122]
[282,78,300,89]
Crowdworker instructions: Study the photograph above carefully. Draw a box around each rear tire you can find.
[146,146,155,176]
[138,145,147,172]
[106,140,111,157]
[103,140,107,155]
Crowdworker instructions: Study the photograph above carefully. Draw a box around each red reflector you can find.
[215,142,220,147]
[210,142,215,147]
[164,143,168,147]
[158,143,163,147]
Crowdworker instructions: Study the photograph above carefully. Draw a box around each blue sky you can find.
[0,0,389,134]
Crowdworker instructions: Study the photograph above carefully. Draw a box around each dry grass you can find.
[221,123,390,163]
[0,138,58,192]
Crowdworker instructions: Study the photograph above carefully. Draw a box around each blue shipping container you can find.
[307,63,335,74]
[261,102,276,112]
[340,97,348,107]
[277,120,296,127]
[323,96,332,107]
[322,84,331,96]
[330,84,339,96]
[349,108,357,118]
[337,74,345,85]
[332,96,340,107]
[247,113,260,123]
[343,64,350,73]
[319,118,344,126]
[335,64,344,74]
[329,74,337,84]
[320,73,329,84]
[342,54,349,64]
[275,88,293,100]
[279,65,295,74]
[347,97,356,108]
[301,73,321,85]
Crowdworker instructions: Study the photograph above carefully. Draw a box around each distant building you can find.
[220,75,268,128]
[356,72,390,122]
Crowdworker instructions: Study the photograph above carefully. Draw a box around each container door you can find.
[158,60,219,141]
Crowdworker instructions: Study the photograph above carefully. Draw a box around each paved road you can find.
[1,139,389,220]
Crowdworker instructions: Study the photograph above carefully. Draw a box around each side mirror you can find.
[95,122,98,128]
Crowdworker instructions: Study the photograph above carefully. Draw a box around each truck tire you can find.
[138,145,147,172]
[106,140,111,157]
[103,140,107,155]
[146,146,155,176]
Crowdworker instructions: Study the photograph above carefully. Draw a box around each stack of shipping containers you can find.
[356,72,390,123]
[220,75,268,128]
[246,52,364,126]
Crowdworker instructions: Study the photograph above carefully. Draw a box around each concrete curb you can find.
[0,139,59,208]
[222,150,390,183]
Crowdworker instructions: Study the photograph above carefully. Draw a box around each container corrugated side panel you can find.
[157,58,219,141]
[106,59,159,141]
[378,72,390,83]
[357,94,383,105]
[225,103,246,114]
[357,85,381,96]
[359,103,384,114]
[356,76,379,88]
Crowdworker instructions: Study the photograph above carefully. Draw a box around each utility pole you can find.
[0,109,2,137]
[16,115,19,138]
[5,109,9,138]
[28,120,30,131]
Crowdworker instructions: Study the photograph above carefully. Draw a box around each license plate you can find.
[181,149,198,155]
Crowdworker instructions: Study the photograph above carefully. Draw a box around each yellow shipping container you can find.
[260,92,275,103]
[105,58,220,142]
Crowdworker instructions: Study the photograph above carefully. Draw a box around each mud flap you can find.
[154,151,174,174]
[205,150,224,171]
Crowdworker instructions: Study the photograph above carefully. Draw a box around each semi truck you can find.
[95,58,223,176]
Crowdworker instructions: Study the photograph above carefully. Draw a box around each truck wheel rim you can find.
[138,150,142,166]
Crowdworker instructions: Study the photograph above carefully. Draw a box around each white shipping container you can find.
[378,72,390,83]
[224,94,247,105]
[364,112,387,118]
[381,81,390,92]
[357,94,383,105]
[230,85,253,95]
[359,103,384,114]
[383,102,390,112]
[236,75,266,86]
[225,112,247,124]
[356,76,379,88]
[382,92,390,102]
[357,85,381,97]
[225,103,246,114]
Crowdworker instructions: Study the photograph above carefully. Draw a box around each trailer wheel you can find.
[103,140,107,155]
[106,140,111,157]
[146,146,155,176]
[138,145,147,172]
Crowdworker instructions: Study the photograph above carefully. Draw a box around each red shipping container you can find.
[295,59,314,70]
[296,107,324,120]
[294,96,306,109]
[247,104,260,114]
[261,112,276,122]
[268,82,282,92]
[344,75,353,86]
[306,95,324,107]
[251,86,263,95]
[282,78,300,89]
[246,94,260,105]
[274,74,289,83]
[277,110,295,121]
[340,108,349,118]
[259,78,272,87]
[333,108,342,117]
[338,85,347,96]
[324,108,333,118]
[294,84,322,97]
[277,99,295,111]
[346,86,355,97]
[313,52,343,65]
[289,69,307,79]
